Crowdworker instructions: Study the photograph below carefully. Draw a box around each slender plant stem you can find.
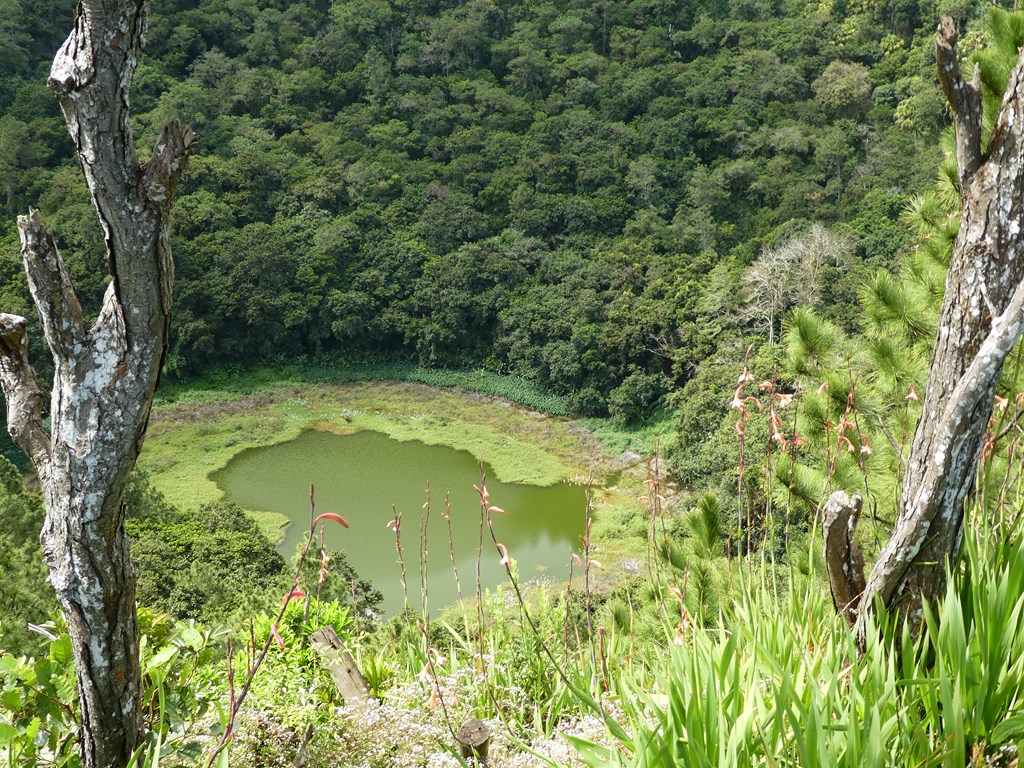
[203,484,347,768]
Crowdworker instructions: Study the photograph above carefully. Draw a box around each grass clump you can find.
[561,526,1024,768]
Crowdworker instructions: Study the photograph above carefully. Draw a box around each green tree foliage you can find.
[0,457,51,655]
[762,8,1024,541]
[295,547,384,620]
[812,60,874,119]
[126,495,287,623]
[119,472,383,624]
[0,0,956,422]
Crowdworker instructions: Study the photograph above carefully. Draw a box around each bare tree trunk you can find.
[822,18,1024,641]
[0,1,195,766]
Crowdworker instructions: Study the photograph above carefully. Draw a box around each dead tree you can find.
[823,17,1024,640]
[0,1,195,766]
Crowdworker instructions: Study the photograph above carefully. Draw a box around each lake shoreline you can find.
[212,427,593,614]
[139,379,644,543]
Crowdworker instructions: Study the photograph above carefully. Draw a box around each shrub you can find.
[607,370,671,425]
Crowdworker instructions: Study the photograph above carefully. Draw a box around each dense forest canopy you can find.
[0,0,967,424]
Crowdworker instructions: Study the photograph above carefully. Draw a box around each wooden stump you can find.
[309,626,370,703]
[822,490,866,628]
[456,718,491,764]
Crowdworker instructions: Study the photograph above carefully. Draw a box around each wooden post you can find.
[456,718,491,764]
[291,723,315,768]
[309,626,370,702]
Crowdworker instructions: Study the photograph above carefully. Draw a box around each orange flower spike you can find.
[906,383,919,402]
[775,393,794,408]
[313,512,349,528]
[759,380,775,392]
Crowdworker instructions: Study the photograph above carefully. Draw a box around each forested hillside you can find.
[10,2,1024,766]
[1,0,957,424]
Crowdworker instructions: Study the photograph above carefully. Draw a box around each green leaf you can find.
[0,653,20,674]
[49,634,72,665]
[0,721,19,746]
[33,659,53,688]
[0,688,24,711]
[992,714,1024,744]
[564,735,615,766]
[147,645,178,671]
[178,626,203,650]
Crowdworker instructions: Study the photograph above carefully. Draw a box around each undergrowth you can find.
[5,461,1024,766]
[5,363,1024,767]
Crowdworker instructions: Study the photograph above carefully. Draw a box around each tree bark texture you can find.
[822,491,865,627]
[0,2,195,766]
[822,18,1024,641]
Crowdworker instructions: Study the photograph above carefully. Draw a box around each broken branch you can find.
[822,490,866,627]
[144,121,199,207]
[17,210,84,359]
[0,314,50,472]
[935,16,983,183]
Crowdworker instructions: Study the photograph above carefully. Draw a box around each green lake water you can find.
[211,429,588,616]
